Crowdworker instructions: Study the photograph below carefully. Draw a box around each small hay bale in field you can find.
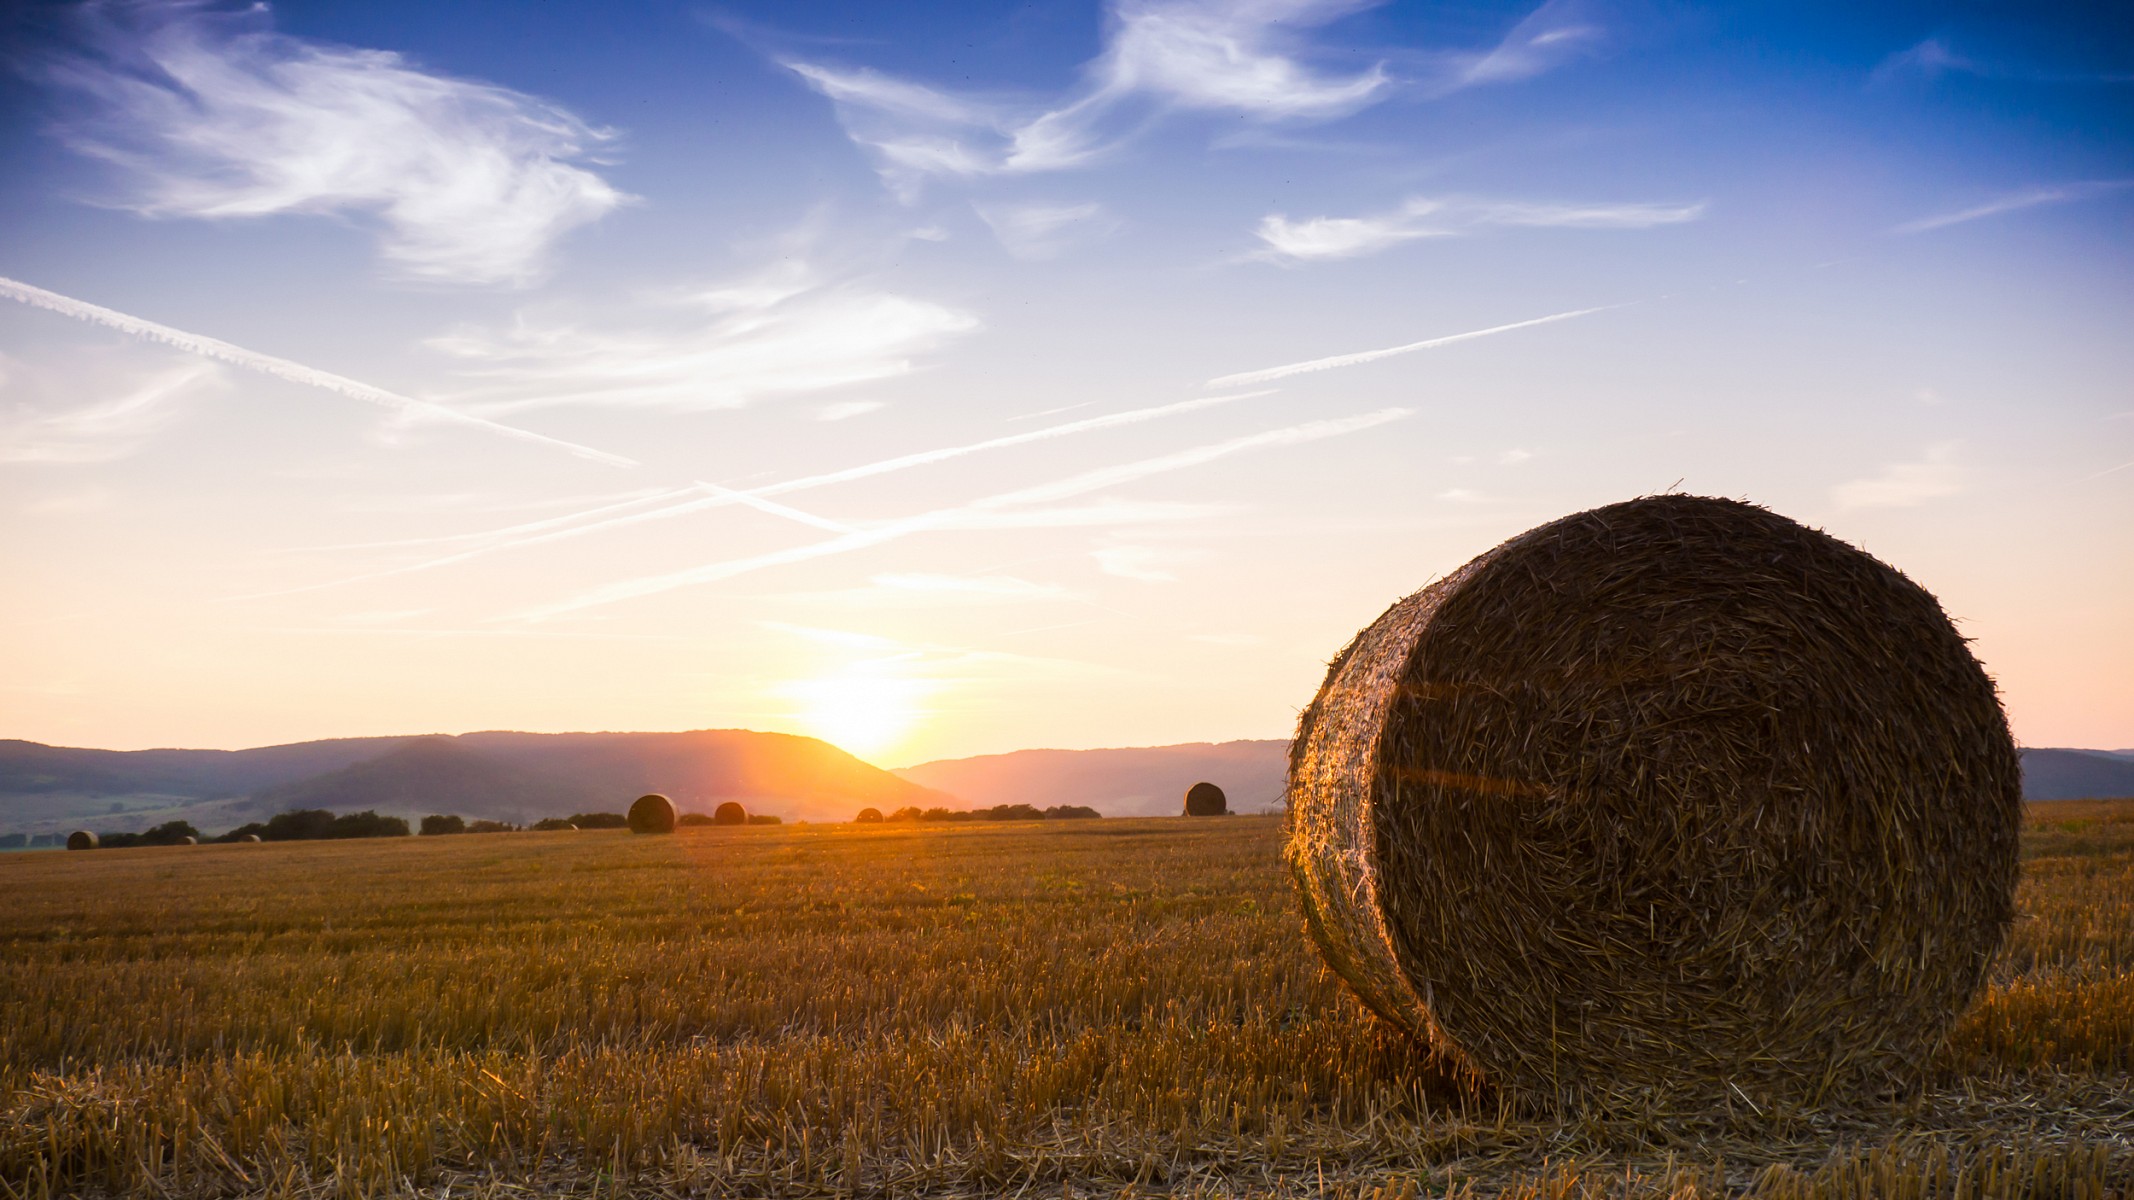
[713,801,748,826]
[856,807,884,823]
[66,830,98,851]
[627,793,678,835]
[179,835,197,845]
[238,834,263,843]
[1286,494,2021,1109]
[1183,781,1228,816]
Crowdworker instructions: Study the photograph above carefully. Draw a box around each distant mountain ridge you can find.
[0,730,949,835]
[895,741,2134,815]
[894,740,1292,818]
[5,731,2129,840]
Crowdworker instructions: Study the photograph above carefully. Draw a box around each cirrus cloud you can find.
[44,1,631,285]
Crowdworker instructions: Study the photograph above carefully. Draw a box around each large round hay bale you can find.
[1183,781,1228,816]
[1286,495,2020,1109]
[66,830,98,851]
[627,793,678,835]
[855,807,884,823]
[238,833,263,843]
[713,801,748,826]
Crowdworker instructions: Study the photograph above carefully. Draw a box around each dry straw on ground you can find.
[1186,781,1229,816]
[714,801,748,826]
[1286,494,2022,1110]
[627,793,678,835]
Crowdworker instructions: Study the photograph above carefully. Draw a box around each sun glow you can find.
[783,666,932,761]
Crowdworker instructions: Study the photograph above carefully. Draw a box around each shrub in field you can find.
[855,807,884,823]
[1044,805,1101,820]
[98,821,201,849]
[467,819,516,833]
[629,794,679,835]
[888,806,923,821]
[677,812,714,827]
[1287,494,2022,1109]
[567,811,628,830]
[1183,782,1228,816]
[530,818,577,831]
[713,801,747,826]
[236,833,262,843]
[420,815,467,836]
[747,814,782,825]
[243,809,409,841]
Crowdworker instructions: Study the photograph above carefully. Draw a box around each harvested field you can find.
[2,805,2131,1198]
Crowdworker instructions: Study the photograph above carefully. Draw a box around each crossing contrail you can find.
[1206,305,1617,388]
[0,275,638,467]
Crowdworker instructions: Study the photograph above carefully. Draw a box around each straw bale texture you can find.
[713,801,748,826]
[627,794,678,835]
[66,830,97,851]
[1184,782,1229,816]
[1285,495,2020,1109]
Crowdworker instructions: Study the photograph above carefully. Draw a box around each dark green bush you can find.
[420,815,466,836]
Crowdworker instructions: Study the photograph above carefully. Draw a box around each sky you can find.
[0,0,2129,765]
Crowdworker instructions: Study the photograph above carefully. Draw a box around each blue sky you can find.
[1,0,2129,761]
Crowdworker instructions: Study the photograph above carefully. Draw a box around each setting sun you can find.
[782,667,933,761]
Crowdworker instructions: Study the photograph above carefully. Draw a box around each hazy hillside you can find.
[10,731,2130,840]
[2022,748,2134,801]
[895,740,1290,817]
[897,741,2134,816]
[1,730,948,835]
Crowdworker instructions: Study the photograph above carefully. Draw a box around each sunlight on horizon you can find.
[781,666,935,763]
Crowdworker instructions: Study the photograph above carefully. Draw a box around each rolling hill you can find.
[0,730,949,836]
[895,741,2134,816]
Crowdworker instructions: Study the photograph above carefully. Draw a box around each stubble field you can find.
[2,806,2131,1198]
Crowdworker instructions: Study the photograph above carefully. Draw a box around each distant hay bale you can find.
[66,830,97,851]
[713,801,748,826]
[856,807,884,823]
[1285,495,2021,1109]
[1183,781,1228,816]
[238,834,263,843]
[178,835,197,845]
[627,793,678,835]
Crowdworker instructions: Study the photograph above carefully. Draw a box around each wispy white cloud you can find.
[1872,36,2134,86]
[0,274,636,466]
[1893,180,2133,234]
[974,201,1119,259]
[425,262,978,413]
[1092,543,1201,582]
[815,400,886,422]
[1207,304,1615,387]
[45,3,629,285]
[1252,195,1704,263]
[0,358,221,464]
[515,408,1409,619]
[1831,443,1963,509]
[785,0,1395,192]
[1449,0,1605,90]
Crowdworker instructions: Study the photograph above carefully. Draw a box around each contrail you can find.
[272,388,1276,593]
[0,275,638,468]
[516,407,1409,620]
[1206,306,1616,388]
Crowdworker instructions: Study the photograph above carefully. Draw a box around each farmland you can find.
[3,806,2131,1198]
